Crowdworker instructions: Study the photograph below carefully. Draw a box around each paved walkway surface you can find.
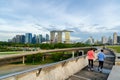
[67,49,115,80]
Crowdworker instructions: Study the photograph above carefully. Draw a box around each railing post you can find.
[72,51,74,58]
[22,56,25,64]
[42,54,45,61]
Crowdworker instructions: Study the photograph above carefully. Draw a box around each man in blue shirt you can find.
[97,49,106,72]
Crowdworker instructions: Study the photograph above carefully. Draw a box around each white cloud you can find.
[0,18,7,24]
[70,36,81,42]
[1,0,120,41]
[95,3,120,28]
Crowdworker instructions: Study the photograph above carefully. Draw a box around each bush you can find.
[26,53,43,64]
[51,52,64,61]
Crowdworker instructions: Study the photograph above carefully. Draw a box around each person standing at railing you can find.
[97,49,106,72]
[87,48,95,71]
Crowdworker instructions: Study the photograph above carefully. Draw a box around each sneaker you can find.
[88,68,90,71]
[100,69,102,73]
[91,68,94,71]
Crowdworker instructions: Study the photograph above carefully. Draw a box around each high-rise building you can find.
[10,35,25,43]
[64,32,70,43]
[50,30,73,43]
[15,35,21,43]
[117,36,120,44]
[32,34,37,44]
[8,33,50,44]
[25,33,32,44]
[46,34,49,42]
[50,31,55,43]
[12,37,16,43]
[113,32,117,44]
[42,37,46,42]
[54,34,58,43]
[21,35,25,43]
[38,34,42,43]
[101,36,107,44]
[108,36,112,45]
[64,30,73,43]
[57,31,62,43]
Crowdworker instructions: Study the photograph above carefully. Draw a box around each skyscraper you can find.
[10,35,25,43]
[113,32,117,44]
[32,34,37,44]
[117,36,120,44]
[46,34,49,42]
[50,31,55,43]
[101,36,107,44]
[50,30,73,43]
[64,32,70,43]
[64,30,73,43]
[108,36,112,45]
[57,31,62,43]
[38,34,42,43]
[21,35,25,43]
[15,35,21,43]
[25,33,32,44]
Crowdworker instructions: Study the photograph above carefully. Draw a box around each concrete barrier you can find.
[107,49,120,80]
[107,65,120,80]
[115,53,120,65]
[1,55,89,80]
[0,48,99,80]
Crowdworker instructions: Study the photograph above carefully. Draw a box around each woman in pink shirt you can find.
[87,48,95,71]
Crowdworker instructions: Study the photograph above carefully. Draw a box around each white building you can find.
[113,32,117,44]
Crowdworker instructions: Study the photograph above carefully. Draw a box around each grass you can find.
[107,45,120,53]
[0,51,24,55]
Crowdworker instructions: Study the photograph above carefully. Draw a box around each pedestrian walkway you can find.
[67,49,115,80]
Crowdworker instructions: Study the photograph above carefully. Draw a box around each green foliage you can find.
[54,43,72,48]
[0,41,92,52]
[26,53,43,64]
[0,41,93,65]
[39,59,54,64]
[72,42,90,47]
[107,46,120,53]
[51,52,72,61]
[51,52,64,61]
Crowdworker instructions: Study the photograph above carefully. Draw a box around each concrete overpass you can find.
[0,47,118,80]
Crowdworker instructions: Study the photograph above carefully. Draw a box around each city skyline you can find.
[1,0,120,41]
[8,33,50,44]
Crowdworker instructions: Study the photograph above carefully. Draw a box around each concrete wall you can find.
[107,50,120,80]
[2,52,98,80]
[115,53,120,65]
[2,57,87,80]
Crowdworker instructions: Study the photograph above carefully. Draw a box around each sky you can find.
[0,0,120,42]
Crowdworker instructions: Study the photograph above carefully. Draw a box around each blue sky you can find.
[0,0,120,42]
